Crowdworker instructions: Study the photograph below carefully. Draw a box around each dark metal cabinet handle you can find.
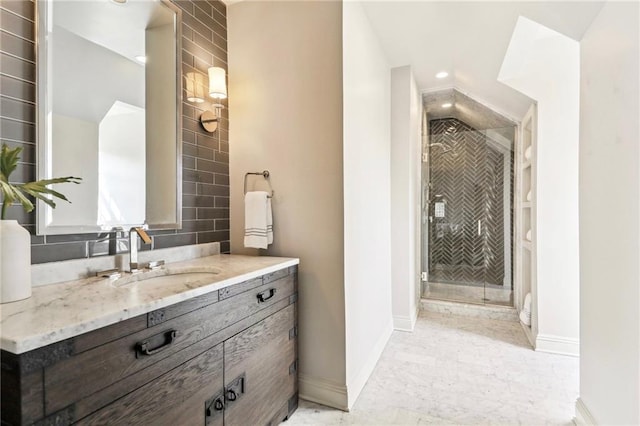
[224,373,245,404]
[135,330,177,356]
[257,288,276,303]
[206,397,225,416]
[226,389,237,402]
[214,398,224,411]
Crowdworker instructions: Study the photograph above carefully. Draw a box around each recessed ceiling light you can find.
[436,71,449,79]
[110,0,127,4]
[135,55,147,64]
[442,103,453,108]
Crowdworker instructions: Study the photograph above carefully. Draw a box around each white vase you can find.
[0,220,32,303]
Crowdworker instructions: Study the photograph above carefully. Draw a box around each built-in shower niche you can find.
[421,89,517,306]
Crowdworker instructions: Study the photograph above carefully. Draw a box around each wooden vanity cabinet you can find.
[1,265,298,426]
[223,304,297,426]
[77,343,225,426]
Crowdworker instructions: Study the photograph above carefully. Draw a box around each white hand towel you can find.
[244,191,273,249]
[267,197,273,244]
[524,146,532,160]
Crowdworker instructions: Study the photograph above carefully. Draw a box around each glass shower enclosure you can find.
[421,118,514,306]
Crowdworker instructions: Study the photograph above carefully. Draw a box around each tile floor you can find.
[287,311,578,425]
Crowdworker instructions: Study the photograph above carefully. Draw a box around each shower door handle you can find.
[477,220,482,236]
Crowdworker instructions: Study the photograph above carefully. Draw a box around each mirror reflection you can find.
[37,0,181,234]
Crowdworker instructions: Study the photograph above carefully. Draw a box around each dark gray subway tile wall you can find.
[0,0,230,263]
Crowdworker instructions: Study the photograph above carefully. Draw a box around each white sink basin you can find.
[110,266,221,288]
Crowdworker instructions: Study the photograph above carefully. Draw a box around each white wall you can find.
[229,1,396,410]
[146,23,177,225]
[52,26,144,124]
[227,0,348,410]
[342,1,393,408]
[390,65,421,331]
[49,27,145,229]
[51,114,98,226]
[98,102,146,226]
[577,2,640,424]
[499,17,581,355]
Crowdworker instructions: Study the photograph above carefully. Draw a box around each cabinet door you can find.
[76,344,224,426]
[223,305,296,426]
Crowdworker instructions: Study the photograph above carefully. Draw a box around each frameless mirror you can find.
[36,0,182,235]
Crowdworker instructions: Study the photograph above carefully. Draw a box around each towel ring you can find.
[244,170,274,198]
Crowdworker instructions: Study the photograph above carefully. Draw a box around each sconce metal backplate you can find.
[201,110,219,133]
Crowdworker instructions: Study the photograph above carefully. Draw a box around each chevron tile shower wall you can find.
[427,118,514,291]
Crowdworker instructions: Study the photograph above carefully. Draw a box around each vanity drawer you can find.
[76,343,224,426]
[72,288,220,355]
[43,273,296,415]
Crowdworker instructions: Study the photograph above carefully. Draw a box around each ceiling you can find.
[424,88,516,141]
[53,0,174,64]
[361,1,605,121]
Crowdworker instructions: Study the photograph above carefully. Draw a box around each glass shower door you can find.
[427,125,488,304]
[422,120,513,306]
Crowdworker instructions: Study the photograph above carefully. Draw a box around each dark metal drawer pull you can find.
[224,373,246,405]
[214,398,224,411]
[205,391,225,421]
[257,288,276,303]
[136,330,177,356]
[226,389,237,401]
[206,396,224,416]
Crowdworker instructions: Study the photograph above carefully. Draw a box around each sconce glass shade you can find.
[185,72,206,103]
[208,67,227,99]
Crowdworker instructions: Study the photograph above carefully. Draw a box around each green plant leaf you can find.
[0,179,30,219]
[12,186,35,212]
[0,145,21,180]
[21,181,75,202]
[1,143,83,220]
[18,186,57,209]
[0,180,17,205]
[30,177,82,186]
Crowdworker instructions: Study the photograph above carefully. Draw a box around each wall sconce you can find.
[185,72,207,103]
[200,67,227,133]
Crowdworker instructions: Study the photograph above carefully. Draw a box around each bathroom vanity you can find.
[1,255,299,425]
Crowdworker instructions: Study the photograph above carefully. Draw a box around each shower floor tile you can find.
[287,311,578,425]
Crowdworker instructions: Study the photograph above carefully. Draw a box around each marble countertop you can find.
[0,255,299,354]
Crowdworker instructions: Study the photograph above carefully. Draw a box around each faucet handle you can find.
[131,227,152,245]
[96,268,122,279]
[147,260,165,270]
[111,226,126,238]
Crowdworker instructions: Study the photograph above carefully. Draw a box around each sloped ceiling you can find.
[361,1,604,121]
[424,89,516,141]
[53,0,172,64]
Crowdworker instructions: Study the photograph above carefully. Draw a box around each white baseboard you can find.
[574,398,597,425]
[393,307,418,332]
[519,322,535,349]
[536,334,579,357]
[346,320,393,410]
[299,374,348,411]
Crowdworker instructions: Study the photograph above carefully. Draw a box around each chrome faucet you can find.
[129,227,152,272]
[108,226,125,255]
